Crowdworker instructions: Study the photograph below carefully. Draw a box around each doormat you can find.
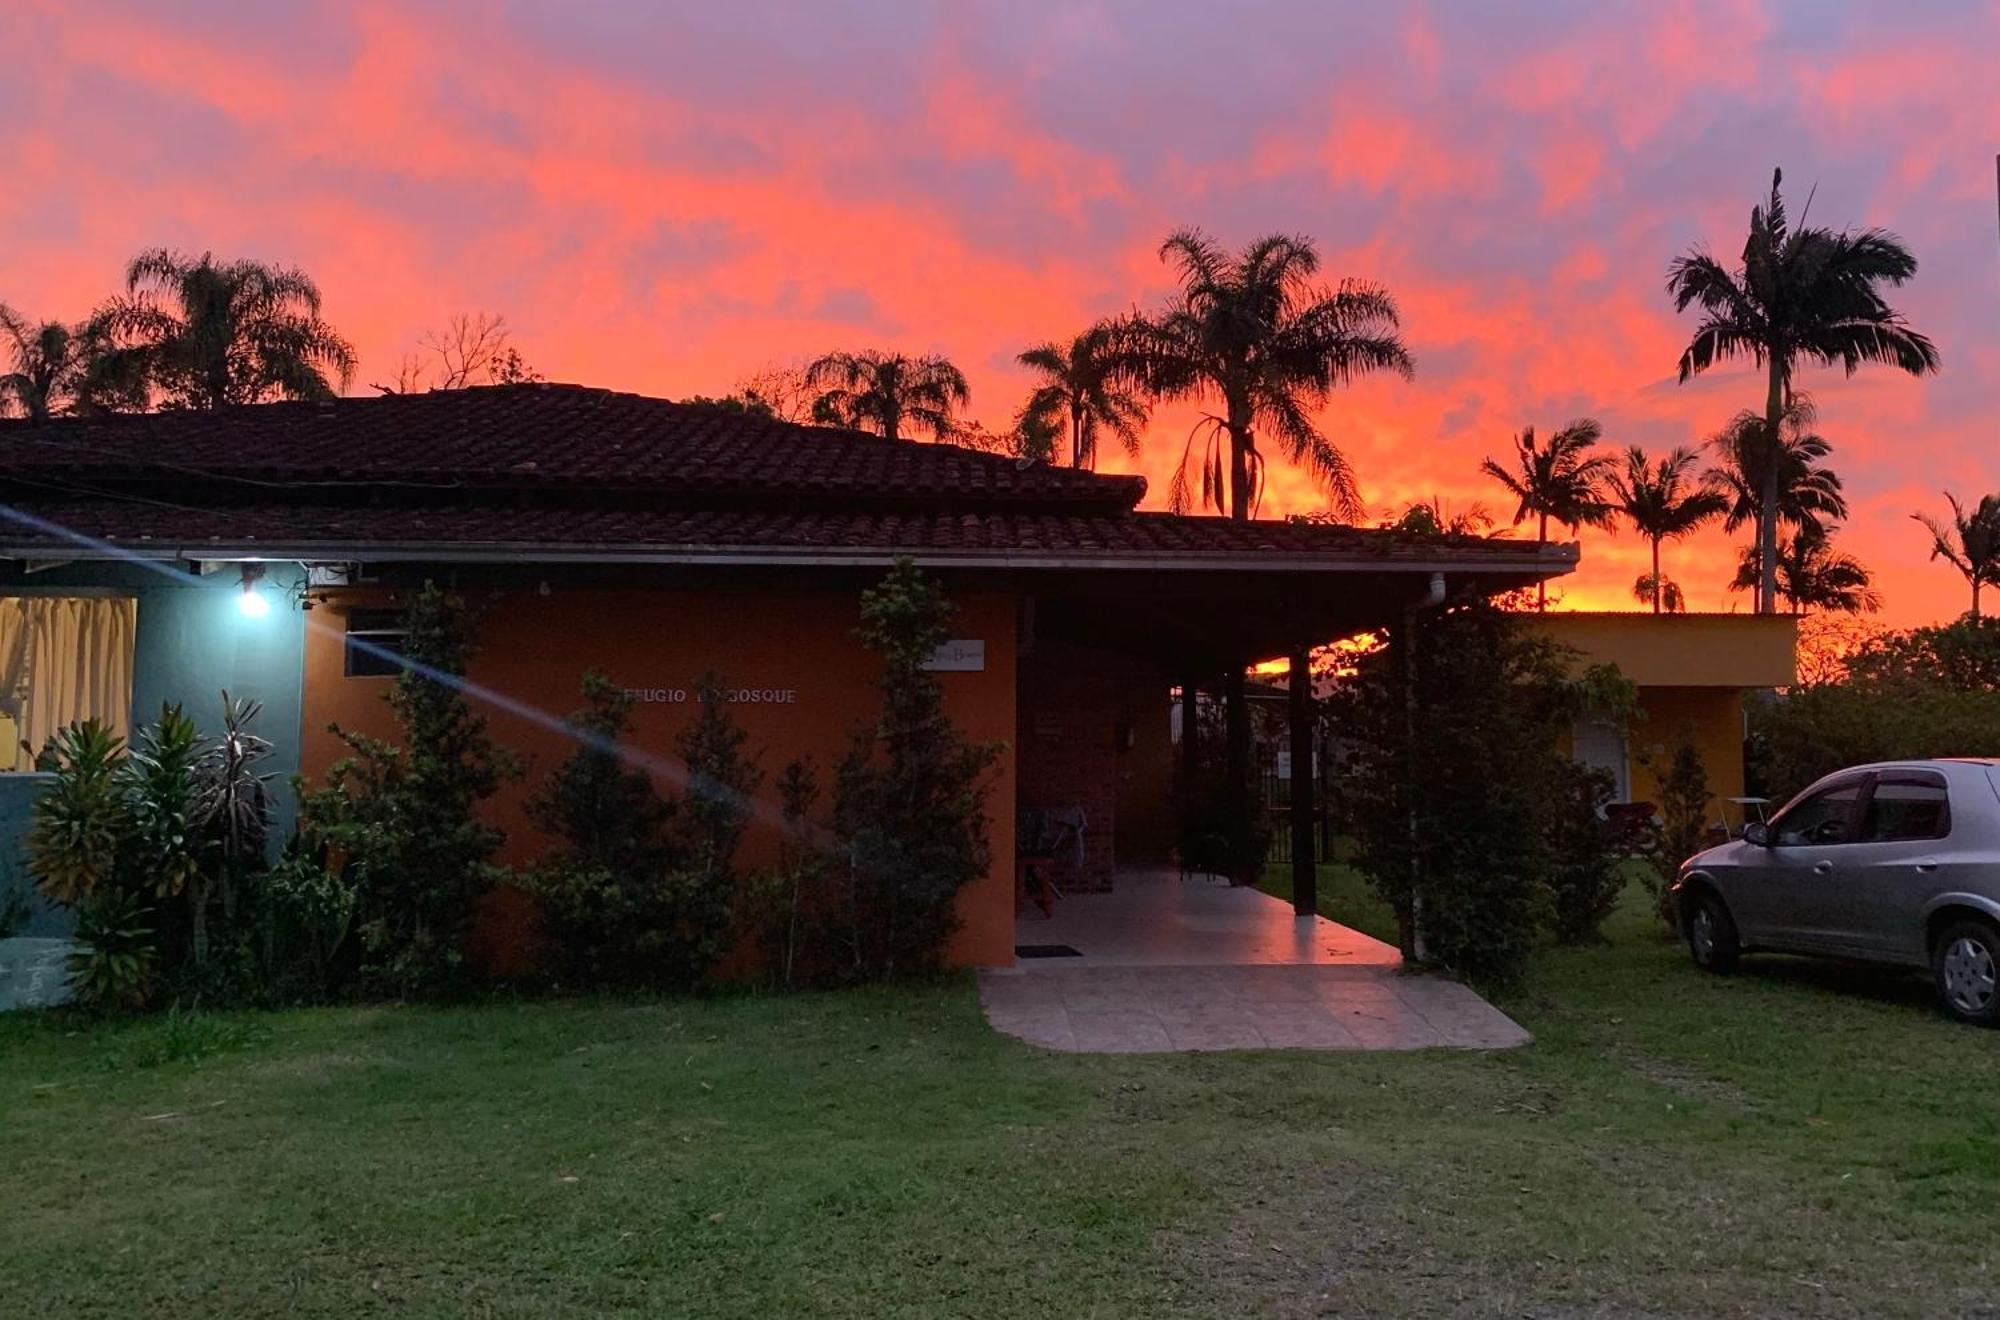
[1015,944,1083,958]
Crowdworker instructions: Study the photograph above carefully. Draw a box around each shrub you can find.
[299,583,517,997]
[26,720,128,907]
[525,670,757,990]
[1636,740,1714,929]
[1546,762,1622,946]
[832,560,1001,981]
[744,758,841,990]
[255,839,357,1003]
[67,887,156,1011]
[1332,600,1635,985]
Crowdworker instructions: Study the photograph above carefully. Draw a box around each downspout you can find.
[1402,572,1447,964]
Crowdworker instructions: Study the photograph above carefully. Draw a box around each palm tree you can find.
[1479,419,1616,609]
[803,350,969,442]
[104,248,357,409]
[1667,167,1938,613]
[1731,525,1880,614]
[1705,397,1848,610]
[1913,491,2000,619]
[1016,324,1148,469]
[1116,228,1413,521]
[1631,574,1686,613]
[1608,445,1729,614]
[0,306,144,420]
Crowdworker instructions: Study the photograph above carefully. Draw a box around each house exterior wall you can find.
[0,564,309,938]
[300,583,1020,971]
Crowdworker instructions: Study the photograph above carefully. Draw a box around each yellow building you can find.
[1525,613,1798,824]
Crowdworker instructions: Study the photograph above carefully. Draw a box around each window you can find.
[1772,777,1866,846]
[1570,717,1630,802]
[0,595,137,770]
[1861,772,1951,843]
[343,608,408,678]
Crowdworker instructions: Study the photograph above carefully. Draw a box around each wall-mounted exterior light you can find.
[237,563,270,618]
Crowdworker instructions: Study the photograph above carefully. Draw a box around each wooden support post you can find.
[1288,644,1316,916]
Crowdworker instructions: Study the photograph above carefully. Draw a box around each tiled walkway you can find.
[980,871,1530,1053]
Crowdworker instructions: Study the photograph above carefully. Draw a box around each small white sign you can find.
[1275,749,1293,781]
[922,639,986,672]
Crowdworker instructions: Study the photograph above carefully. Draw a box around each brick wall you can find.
[1017,644,1122,892]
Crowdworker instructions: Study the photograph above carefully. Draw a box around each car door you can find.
[1834,769,1954,960]
[1727,773,1868,947]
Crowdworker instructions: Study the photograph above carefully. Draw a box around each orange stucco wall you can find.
[300,584,1018,971]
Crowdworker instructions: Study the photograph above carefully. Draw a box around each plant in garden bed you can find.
[525,670,759,991]
[832,559,1001,981]
[1635,739,1715,929]
[1331,599,1636,984]
[298,583,517,998]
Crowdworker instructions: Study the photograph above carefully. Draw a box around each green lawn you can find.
[5,889,1999,1317]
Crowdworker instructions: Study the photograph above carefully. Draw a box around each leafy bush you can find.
[26,720,128,907]
[67,887,156,1011]
[1635,740,1714,929]
[525,670,757,990]
[300,583,517,997]
[1546,762,1623,946]
[1332,601,1635,985]
[832,560,1001,981]
[744,759,841,990]
[254,839,357,1003]
[1754,617,2000,802]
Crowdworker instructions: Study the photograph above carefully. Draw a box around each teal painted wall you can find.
[0,562,308,936]
[0,774,56,936]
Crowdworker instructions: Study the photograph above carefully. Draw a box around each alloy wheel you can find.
[1942,936,1998,1015]
[1690,906,1716,962]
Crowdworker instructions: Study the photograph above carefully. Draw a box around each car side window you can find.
[1860,771,1951,843]
[1772,779,1865,847]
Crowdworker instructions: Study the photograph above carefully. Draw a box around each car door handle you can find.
[1813,861,1834,875]
[1915,863,1938,874]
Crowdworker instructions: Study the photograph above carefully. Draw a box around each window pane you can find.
[1861,775,1951,842]
[1774,781,1862,847]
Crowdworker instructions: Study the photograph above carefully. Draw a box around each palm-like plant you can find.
[1705,398,1848,612]
[1631,574,1687,613]
[1116,228,1413,520]
[0,306,142,420]
[1913,491,2000,619]
[1730,525,1880,614]
[804,350,970,442]
[1479,419,1616,609]
[105,248,357,409]
[1667,167,1938,613]
[1608,446,1729,614]
[1016,324,1149,469]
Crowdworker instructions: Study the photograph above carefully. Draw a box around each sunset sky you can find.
[3,1,1996,623]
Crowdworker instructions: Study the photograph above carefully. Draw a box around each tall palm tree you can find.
[1116,228,1413,521]
[1016,324,1148,469]
[0,306,144,420]
[1731,524,1880,614]
[1479,419,1616,609]
[804,350,969,442]
[1667,167,1938,614]
[1608,445,1729,614]
[1705,397,1848,610]
[1913,491,2000,619]
[104,248,357,409]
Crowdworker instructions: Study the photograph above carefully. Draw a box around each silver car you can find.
[1671,759,2000,1025]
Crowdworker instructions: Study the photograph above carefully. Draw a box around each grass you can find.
[5,886,2000,1317]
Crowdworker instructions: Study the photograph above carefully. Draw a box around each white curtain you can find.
[0,596,137,770]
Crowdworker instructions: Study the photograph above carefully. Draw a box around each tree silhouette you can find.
[804,350,969,442]
[1668,167,1936,612]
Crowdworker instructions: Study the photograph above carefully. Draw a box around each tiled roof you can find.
[0,383,1144,511]
[0,500,1571,570]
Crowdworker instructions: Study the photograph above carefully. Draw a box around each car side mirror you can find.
[1741,821,1772,848]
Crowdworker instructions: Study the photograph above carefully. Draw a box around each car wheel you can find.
[1685,889,1740,974]
[1932,919,2000,1027]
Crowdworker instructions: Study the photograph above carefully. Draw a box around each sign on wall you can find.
[623,686,800,705]
[922,639,986,672]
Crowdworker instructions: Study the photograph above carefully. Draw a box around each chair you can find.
[1016,808,1085,917]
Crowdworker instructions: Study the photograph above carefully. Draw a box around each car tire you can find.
[1685,888,1740,975]
[1931,918,2000,1027]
